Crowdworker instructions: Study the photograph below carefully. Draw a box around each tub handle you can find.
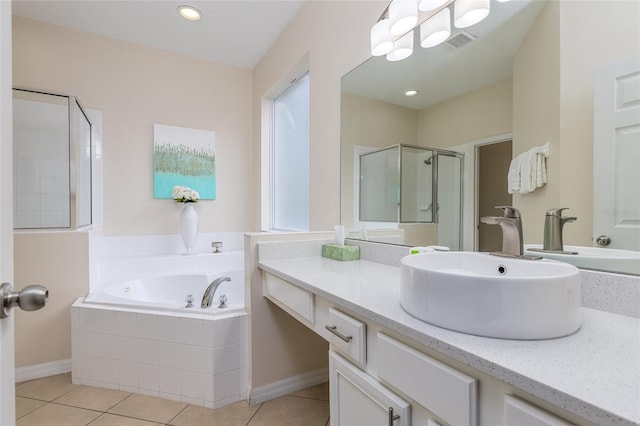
[218,294,228,308]
[185,294,195,308]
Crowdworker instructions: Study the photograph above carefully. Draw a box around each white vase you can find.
[180,203,198,254]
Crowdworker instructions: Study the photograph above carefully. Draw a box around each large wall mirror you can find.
[340,0,640,275]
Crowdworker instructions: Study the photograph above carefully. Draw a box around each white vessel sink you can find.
[524,244,640,275]
[400,252,582,340]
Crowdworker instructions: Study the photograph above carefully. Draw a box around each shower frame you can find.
[12,87,93,230]
[359,143,464,245]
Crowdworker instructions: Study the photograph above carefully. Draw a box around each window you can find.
[270,72,310,231]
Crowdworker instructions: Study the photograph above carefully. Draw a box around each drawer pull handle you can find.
[388,407,400,425]
[325,325,353,343]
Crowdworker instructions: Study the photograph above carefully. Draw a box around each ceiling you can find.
[11,0,306,70]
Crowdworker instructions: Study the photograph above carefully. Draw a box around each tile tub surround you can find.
[71,303,248,409]
[257,240,640,425]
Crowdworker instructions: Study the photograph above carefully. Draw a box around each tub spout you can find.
[201,277,231,308]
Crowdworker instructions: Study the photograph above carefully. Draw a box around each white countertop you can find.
[258,256,640,426]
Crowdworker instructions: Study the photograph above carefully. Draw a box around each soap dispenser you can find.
[542,208,577,252]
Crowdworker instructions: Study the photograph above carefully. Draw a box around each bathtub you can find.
[72,268,248,409]
[84,270,244,314]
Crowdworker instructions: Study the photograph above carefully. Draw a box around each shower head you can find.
[424,156,432,165]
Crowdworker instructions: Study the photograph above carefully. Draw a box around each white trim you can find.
[248,368,328,405]
[15,358,72,383]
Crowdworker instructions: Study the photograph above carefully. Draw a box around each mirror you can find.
[340,0,640,274]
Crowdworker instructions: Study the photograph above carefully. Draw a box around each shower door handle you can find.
[0,282,48,319]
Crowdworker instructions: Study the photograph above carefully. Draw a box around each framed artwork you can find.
[153,124,216,200]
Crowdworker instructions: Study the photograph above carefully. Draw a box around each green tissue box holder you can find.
[322,244,360,261]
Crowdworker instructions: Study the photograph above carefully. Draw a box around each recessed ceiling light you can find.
[178,5,201,21]
[405,90,418,97]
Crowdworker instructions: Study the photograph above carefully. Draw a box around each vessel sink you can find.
[524,244,640,275]
[400,252,582,340]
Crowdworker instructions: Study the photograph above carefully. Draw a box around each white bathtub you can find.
[72,267,248,408]
[84,270,244,314]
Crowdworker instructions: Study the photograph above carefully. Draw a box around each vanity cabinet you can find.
[330,350,410,426]
[261,270,583,426]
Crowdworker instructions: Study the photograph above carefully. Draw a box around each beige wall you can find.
[252,1,387,232]
[13,16,254,236]
[14,232,89,368]
[418,78,513,149]
[245,232,330,389]
[512,0,561,243]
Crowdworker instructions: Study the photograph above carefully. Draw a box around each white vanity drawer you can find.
[377,333,478,426]
[263,272,315,325]
[324,308,366,365]
[505,395,574,426]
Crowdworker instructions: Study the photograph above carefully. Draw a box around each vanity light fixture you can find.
[405,89,419,96]
[389,0,419,36]
[387,31,414,62]
[371,18,395,56]
[177,5,202,21]
[453,0,489,28]
[370,0,497,61]
[419,0,449,12]
[420,7,451,48]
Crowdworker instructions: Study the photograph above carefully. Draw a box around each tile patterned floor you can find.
[15,374,330,426]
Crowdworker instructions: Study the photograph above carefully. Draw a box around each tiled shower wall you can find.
[13,97,70,228]
[71,304,248,409]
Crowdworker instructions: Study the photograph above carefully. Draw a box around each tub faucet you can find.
[201,277,231,308]
[480,206,524,257]
[542,208,577,251]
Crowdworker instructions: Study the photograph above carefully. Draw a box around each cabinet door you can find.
[330,351,410,426]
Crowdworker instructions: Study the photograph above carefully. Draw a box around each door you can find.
[329,350,410,426]
[593,53,640,250]
[477,141,512,252]
[0,1,15,424]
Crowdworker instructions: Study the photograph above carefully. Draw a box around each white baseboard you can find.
[15,359,72,383]
[248,368,328,405]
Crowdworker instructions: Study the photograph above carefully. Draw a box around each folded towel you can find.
[507,142,550,194]
[507,155,522,194]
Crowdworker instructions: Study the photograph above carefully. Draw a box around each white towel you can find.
[507,155,521,194]
[507,142,550,194]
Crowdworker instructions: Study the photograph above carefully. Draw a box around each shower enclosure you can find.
[359,144,463,249]
[12,88,92,229]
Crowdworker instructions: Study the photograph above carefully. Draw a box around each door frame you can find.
[0,1,16,424]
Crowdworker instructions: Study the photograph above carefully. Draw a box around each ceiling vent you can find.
[446,32,477,49]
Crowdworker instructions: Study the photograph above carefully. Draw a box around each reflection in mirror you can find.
[340,0,640,275]
[357,144,463,249]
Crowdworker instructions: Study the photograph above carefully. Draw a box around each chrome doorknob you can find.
[0,282,48,319]
[595,235,611,247]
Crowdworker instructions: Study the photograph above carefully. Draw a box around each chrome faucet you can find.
[542,208,577,251]
[480,206,524,257]
[201,276,231,308]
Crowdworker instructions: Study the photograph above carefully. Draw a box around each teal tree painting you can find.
[153,124,216,200]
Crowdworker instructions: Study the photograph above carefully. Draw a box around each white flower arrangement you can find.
[172,185,200,203]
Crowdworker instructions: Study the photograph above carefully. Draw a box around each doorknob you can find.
[0,282,48,319]
[595,235,611,247]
